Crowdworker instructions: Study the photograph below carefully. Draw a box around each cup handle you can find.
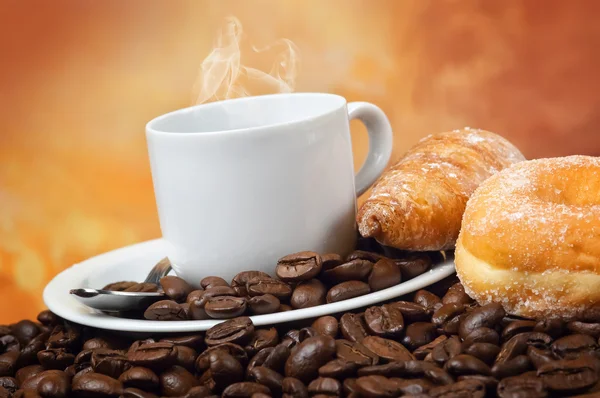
[347,102,393,196]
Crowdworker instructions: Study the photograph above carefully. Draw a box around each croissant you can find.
[356,127,525,251]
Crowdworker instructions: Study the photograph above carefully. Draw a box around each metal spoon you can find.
[69,257,172,312]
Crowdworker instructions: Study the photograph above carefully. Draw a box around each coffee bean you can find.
[442,283,473,306]
[231,271,270,297]
[37,311,60,327]
[551,334,597,360]
[0,377,16,394]
[459,303,506,339]
[37,349,74,370]
[261,345,291,374]
[457,375,498,395]
[247,277,292,300]
[160,365,198,396]
[205,317,254,347]
[200,277,229,290]
[188,293,209,321]
[118,367,159,391]
[431,303,466,328]
[0,335,19,355]
[402,323,437,351]
[368,259,402,292]
[160,276,194,303]
[72,372,123,397]
[538,356,599,392]
[285,336,335,383]
[222,382,270,398]
[496,374,547,398]
[527,346,554,369]
[19,333,47,367]
[21,369,62,390]
[196,344,247,373]
[395,253,433,281]
[204,296,247,319]
[279,304,293,312]
[390,301,431,323]
[102,281,137,291]
[299,327,319,343]
[423,366,455,386]
[276,251,323,282]
[568,322,600,339]
[322,260,373,284]
[321,254,343,271]
[534,319,565,339]
[248,366,284,395]
[414,290,443,312]
[355,375,404,398]
[413,335,447,360]
[339,313,369,343]
[282,377,308,398]
[91,349,131,379]
[25,370,70,398]
[335,340,378,366]
[125,283,159,293]
[122,388,159,398]
[364,305,404,338]
[311,317,338,339]
[308,377,341,396]
[431,335,462,366]
[47,325,80,351]
[144,301,187,321]
[15,364,43,386]
[394,378,435,395]
[444,354,492,377]
[290,280,326,309]
[465,343,501,366]
[429,379,486,398]
[362,336,415,362]
[326,281,370,303]
[357,361,406,377]
[127,342,177,371]
[245,328,279,356]
[172,346,197,371]
[159,334,204,350]
[496,333,551,365]
[502,320,537,341]
[10,321,40,346]
[318,359,358,379]
[342,378,358,396]
[492,355,532,379]
[209,350,245,389]
[346,251,386,264]
[462,327,500,348]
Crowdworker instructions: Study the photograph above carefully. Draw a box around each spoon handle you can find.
[144,257,172,284]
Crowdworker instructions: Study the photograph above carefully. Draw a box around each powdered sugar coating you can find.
[456,155,600,320]
[357,127,525,250]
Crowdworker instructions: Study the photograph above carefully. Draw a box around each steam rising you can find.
[192,16,300,104]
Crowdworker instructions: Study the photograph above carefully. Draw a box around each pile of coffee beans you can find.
[103,249,439,321]
[4,274,600,397]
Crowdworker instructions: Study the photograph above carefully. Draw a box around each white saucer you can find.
[43,238,455,333]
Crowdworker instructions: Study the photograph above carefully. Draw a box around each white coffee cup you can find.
[146,93,392,284]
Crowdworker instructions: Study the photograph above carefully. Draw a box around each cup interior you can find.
[147,93,346,134]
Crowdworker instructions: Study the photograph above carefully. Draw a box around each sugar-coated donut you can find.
[455,155,600,320]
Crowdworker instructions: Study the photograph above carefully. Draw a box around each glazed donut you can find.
[455,155,600,320]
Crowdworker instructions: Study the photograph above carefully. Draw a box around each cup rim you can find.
[145,92,347,137]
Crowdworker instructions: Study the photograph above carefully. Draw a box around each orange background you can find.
[1,0,600,323]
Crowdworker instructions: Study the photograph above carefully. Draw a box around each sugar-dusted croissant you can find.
[357,128,525,251]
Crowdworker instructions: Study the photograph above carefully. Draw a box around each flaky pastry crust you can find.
[456,155,600,320]
[357,127,525,251]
